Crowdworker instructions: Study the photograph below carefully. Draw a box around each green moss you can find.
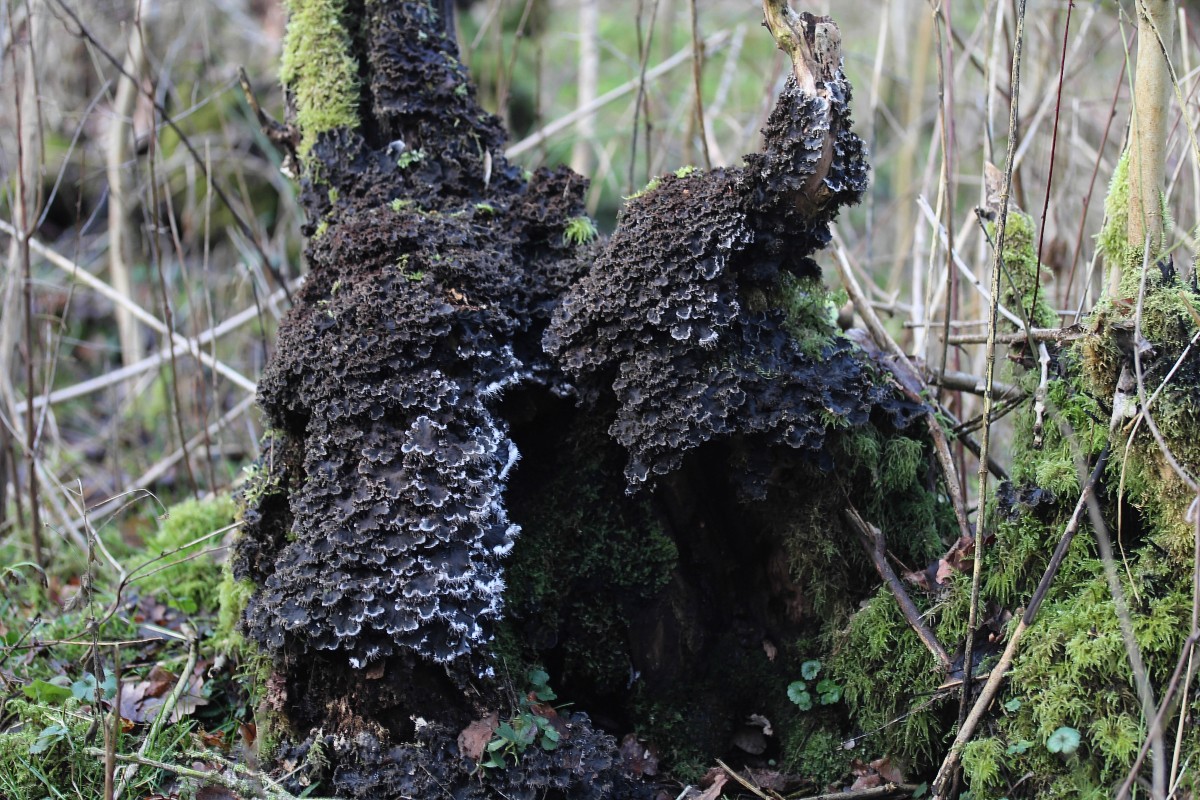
[214,568,256,656]
[562,215,598,246]
[674,165,700,179]
[773,273,839,358]
[623,176,662,201]
[780,726,856,788]
[280,0,360,160]
[1097,150,1133,273]
[987,208,1058,330]
[502,418,678,696]
[138,494,237,614]
[829,588,949,764]
[396,148,426,169]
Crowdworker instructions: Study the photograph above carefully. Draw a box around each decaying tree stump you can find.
[233,2,945,797]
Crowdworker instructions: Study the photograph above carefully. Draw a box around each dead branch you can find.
[843,505,952,668]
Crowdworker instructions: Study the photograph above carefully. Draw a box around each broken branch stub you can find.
[762,3,843,214]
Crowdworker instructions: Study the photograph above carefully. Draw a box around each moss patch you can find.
[281,0,361,160]
[138,493,237,615]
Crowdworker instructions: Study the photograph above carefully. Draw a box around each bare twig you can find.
[106,5,148,369]
[832,242,974,552]
[505,31,729,159]
[49,0,292,303]
[954,0,1028,771]
[843,505,952,668]
[0,219,257,393]
[687,0,711,170]
[927,369,1021,400]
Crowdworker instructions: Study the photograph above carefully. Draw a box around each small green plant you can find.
[787,659,841,711]
[562,216,598,246]
[674,165,699,178]
[1046,726,1081,756]
[390,197,415,212]
[624,176,661,201]
[482,669,562,769]
[474,201,497,215]
[396,148,426,169]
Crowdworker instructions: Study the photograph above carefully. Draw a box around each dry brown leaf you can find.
[870,755,905,784]
[695,769,729,800]
[457,712,498,762]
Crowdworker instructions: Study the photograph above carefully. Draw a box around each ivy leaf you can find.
[800,660,822,680]
[1046,726,1081,755]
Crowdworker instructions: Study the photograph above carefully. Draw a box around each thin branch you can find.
[833,241,975,553]
[505,31,729,159]
[113,633,201,800]
[843,505,952,668]
[0,219,257,393]
[49,0,292,303]
[946,0,1027,790]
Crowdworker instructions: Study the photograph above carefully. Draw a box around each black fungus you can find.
[544,74,905,487]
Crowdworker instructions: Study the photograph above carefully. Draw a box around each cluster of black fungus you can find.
[277,717,653,800]
[239,0,589,665]
[545,74,903,486]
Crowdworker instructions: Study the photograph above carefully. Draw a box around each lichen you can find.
[280,0,361,160]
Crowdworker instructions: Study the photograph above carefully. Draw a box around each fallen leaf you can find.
[870,756,905,784]
[694,769,728,800]
[457,712,498,762]
[196,787,240,800]
[618,733,659,778]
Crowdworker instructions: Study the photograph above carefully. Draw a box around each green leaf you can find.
[912,783,929,798]
[71,673,115,701]
[817,679,841,705]
[801,660,822,680]
[495,722,519,742]
[787,681,808,704]
[534,686,557,702]
[29,724,69,754]
[1003,698,1021,712]
[1006,740,1033,756]
[540,735,559,751]
[542,727,560,742]
[788,686,813,711]
[527,669,550,687]
[1046,726,1081,755]
[23,680,73,704]
[486,739,507,752]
